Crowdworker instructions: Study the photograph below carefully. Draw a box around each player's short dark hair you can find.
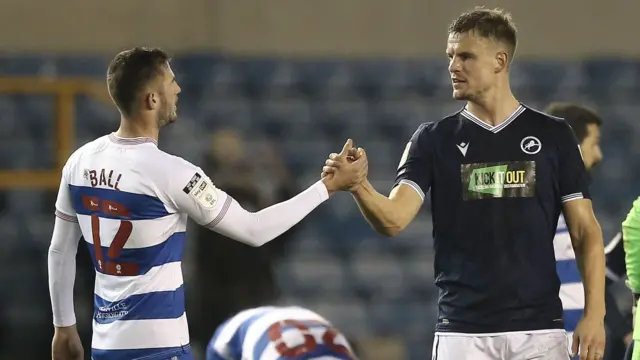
[107,47,171,116]
[449,7,517,59]
[545,102,603,142]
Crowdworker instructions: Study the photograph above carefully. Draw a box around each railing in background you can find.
[0,78,110,189]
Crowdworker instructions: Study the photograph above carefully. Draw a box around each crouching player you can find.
[206,306,358,360]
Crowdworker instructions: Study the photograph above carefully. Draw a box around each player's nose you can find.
[595,146,603,163]
[448,59,461,73]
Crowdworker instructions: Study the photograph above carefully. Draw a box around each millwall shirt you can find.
[394,104,590,333]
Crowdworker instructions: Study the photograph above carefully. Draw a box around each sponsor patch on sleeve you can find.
[182,173,217,209]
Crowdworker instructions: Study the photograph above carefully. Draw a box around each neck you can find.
[466,80,520,127]
[114,115,159,143]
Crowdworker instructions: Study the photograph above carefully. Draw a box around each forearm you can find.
[209,180,329,246]
[574,228,607,317]
[351,180,402,236]
[48,217,82,327]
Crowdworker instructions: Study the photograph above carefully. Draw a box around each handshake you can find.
[321,139,369,194]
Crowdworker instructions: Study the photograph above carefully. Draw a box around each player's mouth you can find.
[452,79,466,88]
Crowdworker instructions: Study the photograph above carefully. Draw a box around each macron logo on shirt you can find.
[457,142,469,156]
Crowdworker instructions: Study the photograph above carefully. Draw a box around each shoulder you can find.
[62,136,109,176]
[423,108,465,133]
[521,104,572,130]
[410,114,461,139]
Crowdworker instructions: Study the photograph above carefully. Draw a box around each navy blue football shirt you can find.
[394,104,591,333]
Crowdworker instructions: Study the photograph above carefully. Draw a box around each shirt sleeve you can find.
[49,164,83,327]
[623,197,640,294]
[165,159,232,227]
[54,163,78,222]
[392,123,433,200]
[557,121,591,202]
[166,157,329,247]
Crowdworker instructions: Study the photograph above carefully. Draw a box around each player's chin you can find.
[452,90,469,100]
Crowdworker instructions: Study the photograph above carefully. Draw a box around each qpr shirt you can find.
[54,134,232,360]
[207,306,357,360]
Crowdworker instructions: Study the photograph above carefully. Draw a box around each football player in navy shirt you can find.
[323,7,607,360]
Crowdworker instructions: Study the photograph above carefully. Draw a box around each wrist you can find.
[584,304,606,319]
[350,179,370,195]
[320,178,336,197]
[55,324,78,333]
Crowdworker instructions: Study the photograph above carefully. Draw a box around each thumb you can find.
[571,332,579,356]
[339,138,353,156]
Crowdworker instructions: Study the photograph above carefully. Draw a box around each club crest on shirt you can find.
[520,136,542,155]
[461,161,536,200]
[183,173,217,208]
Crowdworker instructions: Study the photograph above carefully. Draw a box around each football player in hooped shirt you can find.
[48,47,367,360]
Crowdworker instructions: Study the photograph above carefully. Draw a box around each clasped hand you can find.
[320,139,368,193]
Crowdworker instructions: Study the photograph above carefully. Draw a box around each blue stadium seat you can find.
[311,99,370,140]
[296,61,355,99]
[197,97,253,133]
[349,251,405,299]
[55,57,109,77]
[286,254,347,294]
[254,98,312,138]
[308,299,371,336]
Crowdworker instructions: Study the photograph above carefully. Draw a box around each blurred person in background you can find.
[189,129,302,348]
[323,8,607,360]
[205,306,358,360]
[546,103,603,352]
[546,102,633,360]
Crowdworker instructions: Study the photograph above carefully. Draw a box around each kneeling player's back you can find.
[57,134,223,359]
[207,306,357,360]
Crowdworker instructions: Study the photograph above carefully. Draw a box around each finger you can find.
[347,147,360,159]
[357,147,367,159]
[589,343,604,360]
[323,166,337,174]
[571,333,579,357]
[339,138,354,156]
[579,342,589,360]
[329,153,341,160]
[325,159,341,167]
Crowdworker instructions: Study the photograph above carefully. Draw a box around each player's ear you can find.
[495,51,508,73]
[145,92,158,111]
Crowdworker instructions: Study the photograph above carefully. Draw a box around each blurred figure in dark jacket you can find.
[189,130,300,346]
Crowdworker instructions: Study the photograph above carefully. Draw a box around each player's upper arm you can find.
[54,162,78,222]
[387,182,424,233]
[562,198,601,247]
[557,120,591,202]
[164,158,231,227]
[393,123,433,201]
